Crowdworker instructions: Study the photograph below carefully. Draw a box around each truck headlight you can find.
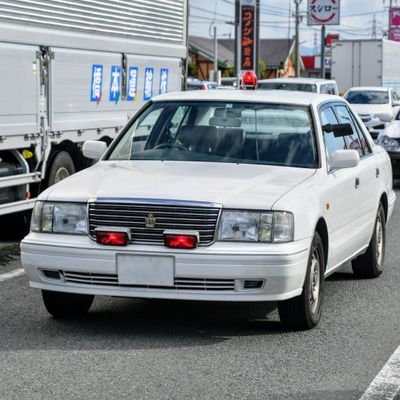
[31,201,88,234]
[377,135,400,152]
[217,210,293,243]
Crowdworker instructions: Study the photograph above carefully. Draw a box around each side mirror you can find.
[330,149,360,170]
[379,113,393,123]
[82,140,107,160]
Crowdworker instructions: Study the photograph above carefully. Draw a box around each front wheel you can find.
[352,203,386,279]
[42,290,94,318]
[278,232,325,330]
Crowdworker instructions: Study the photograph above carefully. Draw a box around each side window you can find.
[327,84,337,95]
[320,84,327,94]
[334,105,364,157]
[392,90,399,103]
[320,106,346,162]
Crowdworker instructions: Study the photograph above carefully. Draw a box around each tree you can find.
[188,60,198,78]
[258,59,267,79]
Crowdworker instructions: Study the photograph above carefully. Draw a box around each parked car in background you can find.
[376,108,400,178]
[21,90,395,331]
[344,87,400,139]
[258,77,339,95]
[220,77,239,87]
[186,78,218,91]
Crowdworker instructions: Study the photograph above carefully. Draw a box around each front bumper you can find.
[21,233,311,302]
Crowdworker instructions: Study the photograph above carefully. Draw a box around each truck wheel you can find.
[42,290,94,318]
[352,203,385,279]
[48,151,75,186]
[278,232,325,330]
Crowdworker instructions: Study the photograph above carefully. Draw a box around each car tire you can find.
[47,151,75,187]
[42,290,94,318]
[278,232,325,330]
[352,203,385,279]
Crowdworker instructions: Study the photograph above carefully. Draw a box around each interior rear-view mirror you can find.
[322,123,353,137]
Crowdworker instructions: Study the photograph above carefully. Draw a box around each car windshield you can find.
[345,90,389,104]
[107,101,317,168]
[258,82,317,93]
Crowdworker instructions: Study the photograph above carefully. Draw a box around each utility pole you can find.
[294,0,302,77]
[388,0,393,39]
[313,30,318,56]
[213,25,218,83]
[320,24,326,78]
[372,14,377,39]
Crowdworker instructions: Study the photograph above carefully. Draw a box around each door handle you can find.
[376,168,380,178]
[355,177,360,189]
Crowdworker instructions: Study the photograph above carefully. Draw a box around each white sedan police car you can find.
[21,90,395,330]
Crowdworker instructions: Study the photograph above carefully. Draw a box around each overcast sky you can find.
[189,0,400,53]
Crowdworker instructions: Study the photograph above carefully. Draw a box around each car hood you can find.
[351,103,393,120]
[43,161,316,210]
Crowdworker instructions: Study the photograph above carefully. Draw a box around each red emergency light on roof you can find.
[241,70,257,89]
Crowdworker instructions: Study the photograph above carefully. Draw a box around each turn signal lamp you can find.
[163,230,199,249]
[96,231,128,246]
[241,70,258,89]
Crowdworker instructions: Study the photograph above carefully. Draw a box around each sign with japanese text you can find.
[307,0,340,26]
[90,64,103,104]
[109,65,121,103]
[143,67,154,100]
[159,68,168,94]
[127,67,138,101]
[241,3,255,70]
[390,8,400,41]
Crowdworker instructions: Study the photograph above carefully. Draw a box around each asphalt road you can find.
[1,190,400,400]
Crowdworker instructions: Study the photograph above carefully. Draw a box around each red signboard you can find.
[325,34,339,47]
[241,5,255,70]
[390,8,400,41]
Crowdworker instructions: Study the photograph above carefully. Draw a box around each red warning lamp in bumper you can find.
[163,230,199,249]
[95,227,130,246]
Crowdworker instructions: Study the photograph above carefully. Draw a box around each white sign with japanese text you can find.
[307,0,340,26]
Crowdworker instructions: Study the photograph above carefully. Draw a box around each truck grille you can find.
[88,201,221,246]
[63,271,235,291]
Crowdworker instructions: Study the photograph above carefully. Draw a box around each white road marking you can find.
[359,345,400,400]
[0,268,25,282]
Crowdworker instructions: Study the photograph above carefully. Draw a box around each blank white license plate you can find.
[117,254,174,286]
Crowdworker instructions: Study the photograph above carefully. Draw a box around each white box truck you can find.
[0,0,187,216]
[331,39,400,94]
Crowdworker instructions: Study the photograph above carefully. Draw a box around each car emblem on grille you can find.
[145,213,156,228]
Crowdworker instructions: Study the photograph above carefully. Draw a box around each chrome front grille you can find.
[88,201,221,246]
[63,271,235,291]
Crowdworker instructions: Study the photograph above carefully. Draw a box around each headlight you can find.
[377,135,400,152]
[31,201,88,234]
[217,210,293,243]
